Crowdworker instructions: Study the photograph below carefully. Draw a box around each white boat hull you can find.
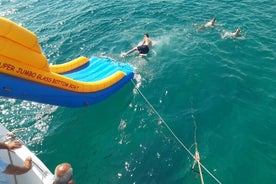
[0,124,54,184]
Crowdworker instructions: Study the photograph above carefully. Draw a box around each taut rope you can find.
[131,79,222,184]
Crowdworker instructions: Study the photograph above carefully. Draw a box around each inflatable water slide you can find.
[0,17,134,107]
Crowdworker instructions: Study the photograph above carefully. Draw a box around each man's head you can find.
[54,163,73,184]
[236,27,241,34]
[211,18,216,24]
[144,33,149,38]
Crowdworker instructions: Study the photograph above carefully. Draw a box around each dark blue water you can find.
[1,0,275,183]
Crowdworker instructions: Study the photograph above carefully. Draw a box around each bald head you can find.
[54,163,73,184]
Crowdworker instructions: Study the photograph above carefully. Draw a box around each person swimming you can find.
[195,17,216,32]
[222,27,241,38]
[121,33,152,57]
[204,17,216,28]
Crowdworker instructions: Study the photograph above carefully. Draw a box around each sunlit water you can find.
[0,0,275,183]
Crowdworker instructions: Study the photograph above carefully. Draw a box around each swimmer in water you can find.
[204,17,216,28]
[222,27,241,38]
[121,33,152,57]
[233,27,241,36]
[195,17,216,32]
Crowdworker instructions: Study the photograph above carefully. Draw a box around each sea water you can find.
[0,0,275,183]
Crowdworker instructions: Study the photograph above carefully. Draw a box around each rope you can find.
[131,79,222,184]
[6,129,46,184]
[190,105,204,184]
[7,150,18,184]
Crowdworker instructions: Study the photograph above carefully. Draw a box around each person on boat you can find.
[53,163,75,184]
[204,17,216,27]
[121,33,152,57]
[0,141,32,175]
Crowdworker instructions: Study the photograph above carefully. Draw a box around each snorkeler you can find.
[121,33,152,57]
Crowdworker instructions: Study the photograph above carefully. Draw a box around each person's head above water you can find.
[235,27,241,35]
[204,17,216,27]
[211,17,216,23]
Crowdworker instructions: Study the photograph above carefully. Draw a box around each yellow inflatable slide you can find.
[0,17,134,107]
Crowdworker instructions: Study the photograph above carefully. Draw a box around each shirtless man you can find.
[122,33,152,57]
[204,17,216,27]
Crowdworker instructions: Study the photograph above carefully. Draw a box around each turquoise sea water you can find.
[1,0,275,183]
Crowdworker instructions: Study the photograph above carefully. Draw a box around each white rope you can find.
[7,150,18,184]
[131,79,222,184]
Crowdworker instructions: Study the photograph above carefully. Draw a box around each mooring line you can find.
[190,105,204,184]
[131,79,222,184]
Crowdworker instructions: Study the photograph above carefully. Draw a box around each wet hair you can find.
[144,33,149,37]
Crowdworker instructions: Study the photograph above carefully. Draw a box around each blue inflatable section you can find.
[63,57,133,82]
[0,57,134,107]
